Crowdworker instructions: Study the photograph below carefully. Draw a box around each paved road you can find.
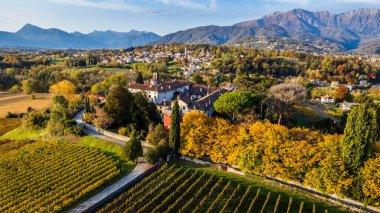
[70,109,154,213]
[69,161,153,213]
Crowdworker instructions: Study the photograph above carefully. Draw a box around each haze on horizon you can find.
[1,0,380,35]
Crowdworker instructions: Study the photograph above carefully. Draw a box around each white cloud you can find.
[336,0,380,3]
[156,0,217,10]
[263,0,311,5]
[37,0,144,12]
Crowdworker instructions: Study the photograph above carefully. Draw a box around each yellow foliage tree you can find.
[50,80,77,104]
[361,155,380,199]
[304,135,353,195]
[207,118,241,164]
[180,111,213,158]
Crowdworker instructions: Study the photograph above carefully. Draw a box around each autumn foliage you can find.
[180,111,380,201]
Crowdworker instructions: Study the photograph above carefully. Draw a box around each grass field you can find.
[101,67,132,72]
[0,126,43,140]
[0,118,22,136]
[98,160,347,213]
[0,93,52,118]
[0,139,120,212]
[79,136,135,175]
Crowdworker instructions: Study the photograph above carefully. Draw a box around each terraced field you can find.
[98,162,347,213]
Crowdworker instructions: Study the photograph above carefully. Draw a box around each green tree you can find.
[146,124,167,146]
[104,85,135,126]
[47,95,80,136]
[122,131,143,162]
[169,100,180,155]
[341,101,379,173]
[21,79,40,93]
[192,74,205,84]
[136,72,144,84]
[214,91,256,122]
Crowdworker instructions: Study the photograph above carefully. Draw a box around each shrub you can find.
[24,111,49,129]
[118,127,129,136]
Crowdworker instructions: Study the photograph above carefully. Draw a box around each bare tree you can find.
[268,83,307,125]
[93,106,114,129]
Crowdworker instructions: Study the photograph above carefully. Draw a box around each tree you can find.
[93,106,114,129]
[133,92,160,130]
[47,95,80,136]
[335,86,351,102]
[304,135,353,195]
[122,131,143,162]
[341,101,379,173]
[214,91,256,122]
[21,79,40,93]
[268,83,307,124]
[180,111,213,158]
[49,80,77,103]
[146,124,167,146]
[135,72,144,84]
[169,100,180,156]
[91,83,107,94]
[192,74,205,84]
[360,155,380,199]
[104,85,135,126]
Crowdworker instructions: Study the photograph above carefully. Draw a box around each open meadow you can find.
[0,93,52,118]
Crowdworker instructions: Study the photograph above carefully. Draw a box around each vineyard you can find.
[98,163,346,213]
[0,139,120,212]
[0,118,22,136]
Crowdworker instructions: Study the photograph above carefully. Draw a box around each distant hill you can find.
[156,8,380,53]
[0,24,161,49]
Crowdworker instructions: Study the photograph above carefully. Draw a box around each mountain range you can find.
[0,24,161,49]
[1,8,380,53]
[157,8,380,53]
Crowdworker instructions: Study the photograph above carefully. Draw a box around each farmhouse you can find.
[128,72,189,104]
[163,89,228,129]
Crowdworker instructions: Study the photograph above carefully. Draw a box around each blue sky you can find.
[0,0,380,35]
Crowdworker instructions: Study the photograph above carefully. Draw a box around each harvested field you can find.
[0,93,52,118]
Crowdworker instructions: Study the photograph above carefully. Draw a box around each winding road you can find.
[69,109,155,213]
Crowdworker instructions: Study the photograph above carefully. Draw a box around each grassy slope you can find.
[79,136,135,175]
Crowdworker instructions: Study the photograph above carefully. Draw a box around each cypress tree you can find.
[341,101,379,173]
[136,72,144,84]
[169,100,180,156]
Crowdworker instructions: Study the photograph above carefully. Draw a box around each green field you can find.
[98,160,347,213]
[0,139,120,212]
[101,67,132,72]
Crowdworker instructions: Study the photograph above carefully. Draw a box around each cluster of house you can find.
[316,79,368,111]
[97,47,214,74]
[128,72,229,129]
